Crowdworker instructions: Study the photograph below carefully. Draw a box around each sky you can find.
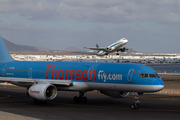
[0,0,180,53]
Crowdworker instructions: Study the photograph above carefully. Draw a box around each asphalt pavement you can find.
[0,85,180,120]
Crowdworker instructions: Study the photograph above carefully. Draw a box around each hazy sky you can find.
[0,0,180,53]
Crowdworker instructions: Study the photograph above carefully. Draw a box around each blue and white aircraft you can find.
[0,36,164,109]
[84,38,128,56]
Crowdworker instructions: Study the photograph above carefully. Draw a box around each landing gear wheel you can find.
[131,92,140,109]
[73,96,79,103]
[131,103,139,109]
[116,51,119,55]
[73,91,88,103]
[131,104,135,109]
[81,97,87,103]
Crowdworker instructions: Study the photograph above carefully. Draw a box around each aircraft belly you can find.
[56,82,92,91]
[57,82,159,92]
[86,83,157,92]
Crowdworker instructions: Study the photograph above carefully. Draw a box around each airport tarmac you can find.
[0,84,180,120]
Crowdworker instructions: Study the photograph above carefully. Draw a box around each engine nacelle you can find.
[120,47,128,52]
[100,91,129,98]
[27,83,57,100]
[104,47,111,52]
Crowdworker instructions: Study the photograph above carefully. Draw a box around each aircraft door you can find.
[127,69,134,83]
[2,64,7,77]
[28,68,32,78]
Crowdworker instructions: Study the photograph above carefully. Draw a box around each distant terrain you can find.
[2,37,137,55]
[2,37,51,52]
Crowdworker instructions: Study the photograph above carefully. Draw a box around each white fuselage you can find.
[97,38,128,56]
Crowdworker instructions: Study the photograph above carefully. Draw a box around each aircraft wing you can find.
[84,47,105,51]
[0,77,73,86]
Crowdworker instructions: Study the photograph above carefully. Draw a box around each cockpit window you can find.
[149,74,157,78]
[156,73,160,78]
[140,73,159,78]
[144,74,149,78]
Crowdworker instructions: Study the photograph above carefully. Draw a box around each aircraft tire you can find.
[81,97,87,103]
[131,103,139,109]
[73,96,79,103]
[73,96,87,103]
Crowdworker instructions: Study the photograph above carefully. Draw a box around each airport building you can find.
[11,53,180,65]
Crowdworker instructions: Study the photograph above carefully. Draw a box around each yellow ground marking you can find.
[0,93,31,100]
[0,95,10,99]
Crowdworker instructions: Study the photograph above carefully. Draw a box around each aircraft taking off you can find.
[84,38,128,56]
[0,36,164,109]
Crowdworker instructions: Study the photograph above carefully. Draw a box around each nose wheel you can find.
[131,92,140,109]
[73,91,87,103]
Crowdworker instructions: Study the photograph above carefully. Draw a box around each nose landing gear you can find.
[131,92,140,109]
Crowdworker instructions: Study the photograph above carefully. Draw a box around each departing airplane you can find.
[0,36,164,109]
[84,38,129,56]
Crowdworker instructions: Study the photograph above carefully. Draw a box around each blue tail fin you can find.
[0,36,14,63]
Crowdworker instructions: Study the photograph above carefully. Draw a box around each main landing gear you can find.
[116,51,119,55]
[131,92,140,109]
[73,91,87,103]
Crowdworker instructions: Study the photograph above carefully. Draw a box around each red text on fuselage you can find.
[46,64,96,81]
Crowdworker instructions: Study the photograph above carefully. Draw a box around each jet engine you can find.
[100,90,129,98]
[104,48,111,52]
[27,83,57,100]
[120,47,128,52]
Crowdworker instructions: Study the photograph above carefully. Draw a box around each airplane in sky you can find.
[84,38,129,56]
[0,36,164,109]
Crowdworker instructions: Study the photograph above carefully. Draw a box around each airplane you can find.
[0,36,164,109]
[84,38,129,56]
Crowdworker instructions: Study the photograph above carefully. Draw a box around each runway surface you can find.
[0,85,180,120]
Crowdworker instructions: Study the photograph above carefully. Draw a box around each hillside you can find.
[2,37,51,52]
[1,37,137,54]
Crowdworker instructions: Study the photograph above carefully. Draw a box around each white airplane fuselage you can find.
[97,38,128,56]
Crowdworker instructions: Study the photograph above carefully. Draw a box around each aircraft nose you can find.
[153,79,164,91]
[123,39,128,43]
[121,38,128,43]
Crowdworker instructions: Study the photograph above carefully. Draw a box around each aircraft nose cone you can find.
[153,79,164,91]
[122,38,128,43]
[121,38,128,43]
[125,39,128,43]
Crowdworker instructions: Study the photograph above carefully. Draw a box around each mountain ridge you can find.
[2,37,137,53]
[2,37,81,52]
